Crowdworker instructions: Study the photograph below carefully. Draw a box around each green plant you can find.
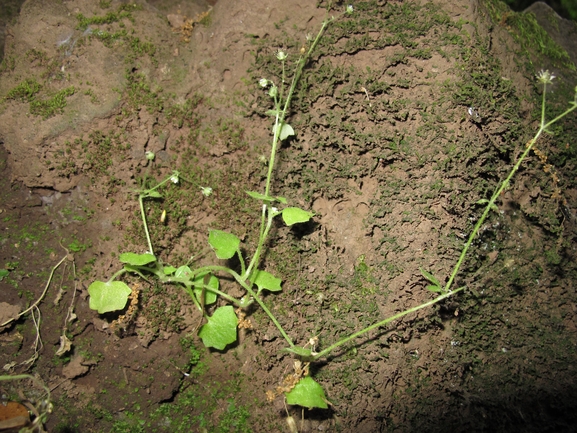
[5,78,42,101]
[67,238,91,253]
[87,4,577,414]
[5,79,75,119]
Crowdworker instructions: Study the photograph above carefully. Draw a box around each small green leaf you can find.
[208,230,240,260]
[476,199,499,213]
[0,269,9,281]
[419,268,440,286]
[144,191,162,198]
[245,191,287,204]
[246,191,275,202]
[265,109,279,117]
[249,269,282,293]
[119,252,156,266]
[286,377,328,409]
[198,306,238,350]
[426,285,442,293]
[88,281,132,314]
[282,207,314,226]
[280,123,295,140]
[273,122,295,141]
[163,265,177,275]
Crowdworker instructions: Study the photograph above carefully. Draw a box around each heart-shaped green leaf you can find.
[274,122,295,141]
[198,306,238,350]
[286,377,328,409]
[88,281,132,314]
[119,252,156,266]
[282,207,314,226]
[208,230,240,260]
[249,269,282,293]
[174,265,193,279]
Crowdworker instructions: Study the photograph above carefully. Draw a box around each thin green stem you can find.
[541,82,547,128]
[137,171,180,256]
[108,267,128,282]
[139,194,154,255]
[237,249,247,278]
[444,132,541,293]
[244,282,295,347]
[543,103,577,129]
[251,18,334,289]
[243,15,338,349]
[245,207,274,280]
[312,80,577,362]
[444,83,577,293]
[264,18,331,199]
[189,264,295,346]
[312,288,465,360]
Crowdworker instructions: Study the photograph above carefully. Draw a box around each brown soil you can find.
[1,0,577,432]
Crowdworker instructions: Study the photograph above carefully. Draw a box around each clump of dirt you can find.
[1,0,577,432]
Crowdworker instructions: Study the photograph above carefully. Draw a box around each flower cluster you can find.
[536,69,555,85]
[200,186,213,197]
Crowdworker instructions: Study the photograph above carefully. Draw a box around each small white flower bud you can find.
[145,151,155,161]
[259,78,268,88]
[346,5,354,14]
[200,186,213,197]
[536,69,555,84]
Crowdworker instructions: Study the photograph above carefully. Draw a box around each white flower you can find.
[346,5,354,14]
[276,50,287,61]
[200,186,213,197]
[170,174,179,184]
[259,78,269,88]
[536,69,555,84]
[145,151,155,161]
[467,106,481,122]
[305,33,313,42]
